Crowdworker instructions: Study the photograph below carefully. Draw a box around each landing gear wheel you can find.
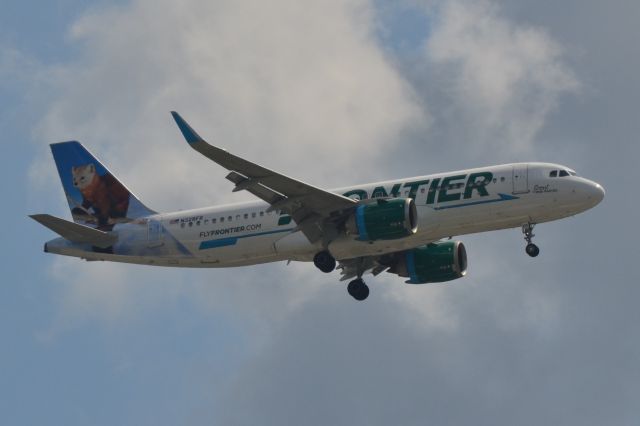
[347,278,369,301]
[313,250,336,273]
[525,243,540,257]
[522,222,540,258]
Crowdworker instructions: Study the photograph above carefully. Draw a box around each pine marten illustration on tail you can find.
[71,163,130,227]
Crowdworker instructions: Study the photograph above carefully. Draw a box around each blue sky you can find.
[1,1,638,425]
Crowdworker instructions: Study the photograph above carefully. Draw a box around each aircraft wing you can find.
[171,111,358,242]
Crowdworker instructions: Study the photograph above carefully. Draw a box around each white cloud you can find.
[38,253,337,342]
[32,0,425,211]
[410,0,579,156]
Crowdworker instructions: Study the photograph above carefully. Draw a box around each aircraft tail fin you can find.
[29,214,117,248]
[49,141,155,228]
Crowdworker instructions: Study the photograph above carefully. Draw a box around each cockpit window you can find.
[549,170,558,177]
[559,170,570,177]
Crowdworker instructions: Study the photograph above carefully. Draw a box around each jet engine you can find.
[345,198,417,241]
[389,241,467,284]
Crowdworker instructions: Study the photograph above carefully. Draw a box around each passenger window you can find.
[188,222,193,227]
[228,216,233,221]
[244,213,249,219]
[220,217,224,223]
[252,212,256,218]
[204,219,209,224]
[260,211,264,217]
[212,218,216,224]
[196,221,200,226]
[500,177,505,182]
[236,215,241,220]
[550,170,558,177]
[560,170,569,177]
[180,223,185,228]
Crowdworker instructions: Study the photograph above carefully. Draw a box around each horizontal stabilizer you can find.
[30,214,117,248]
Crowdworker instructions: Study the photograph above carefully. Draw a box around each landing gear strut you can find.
[347,278,369,301]
[313,250,336,273]
[522,222,540,257]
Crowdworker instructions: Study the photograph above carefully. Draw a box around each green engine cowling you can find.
[346,198,418,241]
[392,241,467,284]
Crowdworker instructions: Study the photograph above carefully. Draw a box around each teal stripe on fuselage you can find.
[198,228,295,250]
[199,237,239,250]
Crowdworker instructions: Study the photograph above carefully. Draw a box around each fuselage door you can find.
[147,218,165,248]
[512,164,530,194]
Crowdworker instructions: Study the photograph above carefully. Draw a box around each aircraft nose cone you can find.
[588,181,605,206]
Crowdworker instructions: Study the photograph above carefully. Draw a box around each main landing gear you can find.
[314,251,370,301]
[347,278,369,301]
[347,257,370,301]
[522,222,540,257]
[313,250,336,273]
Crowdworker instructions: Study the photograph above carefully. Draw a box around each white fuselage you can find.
[44,162,605,267]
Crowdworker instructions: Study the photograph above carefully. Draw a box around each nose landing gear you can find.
[526,243,540,257]
[522,222,540,257]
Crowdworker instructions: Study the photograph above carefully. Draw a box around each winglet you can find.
[171,111,205,144]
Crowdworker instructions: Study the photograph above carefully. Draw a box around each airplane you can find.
[30,112,605,300]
